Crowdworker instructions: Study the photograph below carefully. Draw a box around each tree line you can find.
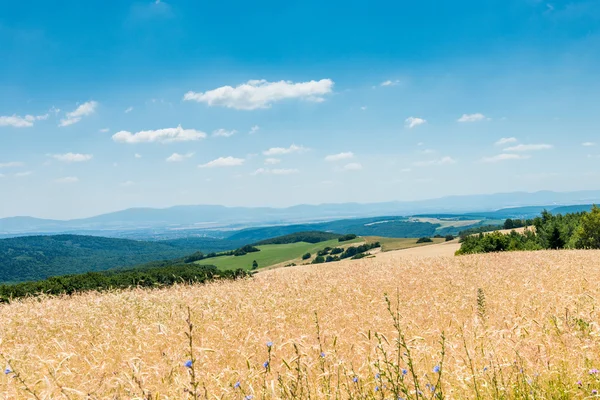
[0,262,247,303]
[456,206,600,255]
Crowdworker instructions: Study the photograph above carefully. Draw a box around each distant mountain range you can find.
[1,190,599,236]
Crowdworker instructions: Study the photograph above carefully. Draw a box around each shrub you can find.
[312,256,325,264]
[445,235,455,242]
[251,260,258,270]
[416,237,433,244]
[330,247,343,255]
[302,252,311,260]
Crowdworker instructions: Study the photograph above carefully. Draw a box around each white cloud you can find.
[99,128,110,133]
[0,114,46,128]
[400,168,412,172]
[0,173,4,178]
[212,128,237,138]
[50,106,61,114]
[15,171,33,177]
[582,142,596,147]
[183,79,334,110]
[457,113,487,123]
[0,161,24,168]
[264,158,281,165]
[405,117,427,129]
[342,162,363,171]
[120,180,135,187]
[380,80,400,87]
[417,142,424,146]
[59,101,98,127]
[420,149,436,155]
[325,152,354,162]
[198,156,245,168]
[54,176,79,184]
[263,144,308,156]
[413,156,457,167]
[481,153,531,163]
[166,152,194,162]
[125,106,134,113]
[112,125,207,144]
[249,125,260,135]
[252,168,299,175]
[504,144,553,152]
[134,153,142,159]
[50,153,93,163]
[495,137,518,146]
[360,106,367,111]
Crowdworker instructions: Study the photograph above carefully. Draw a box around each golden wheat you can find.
[1,250,600,399]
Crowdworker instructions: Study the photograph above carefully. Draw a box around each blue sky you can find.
[1,0,600,219]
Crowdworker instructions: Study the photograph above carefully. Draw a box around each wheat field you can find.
[2,249,600,399]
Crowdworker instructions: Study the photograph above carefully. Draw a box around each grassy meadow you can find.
[2,249,600,398]
[197,238,363,270]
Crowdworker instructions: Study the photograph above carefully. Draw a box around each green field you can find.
[364,236,445,252]
[196,238,362,271]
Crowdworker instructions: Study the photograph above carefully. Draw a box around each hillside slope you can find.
[0,235,239,283]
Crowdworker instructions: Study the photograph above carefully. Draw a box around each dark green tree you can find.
[251,260,259,270]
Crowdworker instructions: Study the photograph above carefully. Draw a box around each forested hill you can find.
[0,235,241,283]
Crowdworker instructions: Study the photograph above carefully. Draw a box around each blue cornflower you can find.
[430,385,435,392]
[375,373,380,379]
[402,369,408,375]
[263,361,269,369]
[320,352,325,358]
[433,365,440,373]
[266,341,273,348]
[234,381,241,389]
[483,367,488,372]
[184,360,193,368]
[245,396,253,400]
[375,386,380,392]
[4,368,11,375]
[352,376,358,383]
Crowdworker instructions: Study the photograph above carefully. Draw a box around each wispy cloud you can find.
[252,168,299,175]
[0,161,24,168]
[54,176,79,184]
[198,156,245,168]
[249,125,260,134]
[341,162,363,171]
[166,152,195,162]
[413,156,456,167]
[582,142,596,147]
[457,113,487,123]
[0,113,48,128]
[112,125,207,143]
[59,101,98,127]
[405,117,427,129]
[504,144,553,152]
[380,80,400,87]
[212,128,237,138]
[124,106,134,113]
[99,128,110,133]
[50,153,93,163]
[481,153,530,163]
[183,79,334,110]
[264,158,281,165]
[120,180,135,187]
[495,137,517,146]
[263,144,308,156]
[134,153,142,159]
[325,152,354,162]
[15,171,33,177]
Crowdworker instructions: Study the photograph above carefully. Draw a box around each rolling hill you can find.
[0,235,243,283]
